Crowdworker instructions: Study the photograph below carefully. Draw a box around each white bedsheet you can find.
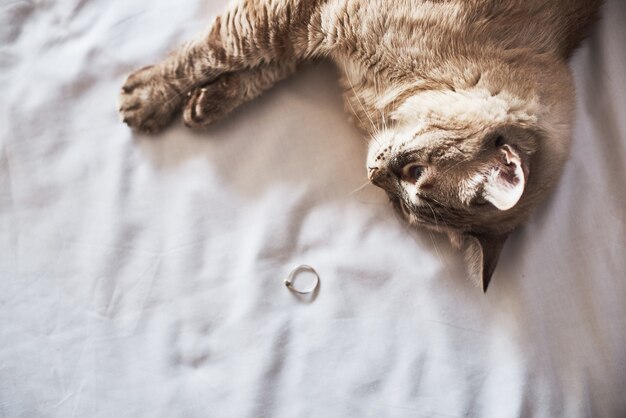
[1,0,625,416]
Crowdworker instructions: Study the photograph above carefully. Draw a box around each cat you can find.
[118,0,602,291]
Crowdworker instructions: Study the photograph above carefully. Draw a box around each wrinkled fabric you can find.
[0,1,625,417]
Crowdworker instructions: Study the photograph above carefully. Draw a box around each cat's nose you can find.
[368,166,382,186]
[368,166,393,188]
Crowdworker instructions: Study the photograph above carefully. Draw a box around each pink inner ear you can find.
[483,146,526,211]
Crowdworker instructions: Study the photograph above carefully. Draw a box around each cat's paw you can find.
[118,65,183,134]
[182,75,241,129]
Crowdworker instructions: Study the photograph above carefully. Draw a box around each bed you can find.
[1,0,625,416]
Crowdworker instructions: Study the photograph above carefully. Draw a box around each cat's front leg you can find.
[118,64,186,133]
[119,0,328,134]
[118,36,233,134]
[182,61,297,128]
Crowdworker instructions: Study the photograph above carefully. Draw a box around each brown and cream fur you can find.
[118,0,602,290]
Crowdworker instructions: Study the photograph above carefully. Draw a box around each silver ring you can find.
[284,265,320,294]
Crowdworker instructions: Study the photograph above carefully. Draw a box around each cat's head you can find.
[366,57,573,290]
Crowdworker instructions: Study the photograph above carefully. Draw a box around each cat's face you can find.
[366,66,573,289]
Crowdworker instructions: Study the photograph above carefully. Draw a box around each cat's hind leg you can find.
[182,61,296,129]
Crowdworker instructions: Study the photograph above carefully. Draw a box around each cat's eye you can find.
[403,164,425,182]
[411,165,425,180]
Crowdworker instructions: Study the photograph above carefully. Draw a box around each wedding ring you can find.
[284,265,320,294]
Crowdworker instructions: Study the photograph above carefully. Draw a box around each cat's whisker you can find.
[427,229,446,269]
[344,97,372,144]
[374,76,389,132]
[426,195,446,208]
[342,61,380,138]
[440,159,467,176]
[423,200,440,231]
[349,180,374,195]
[340,74,377,144]
[344,63,381,146]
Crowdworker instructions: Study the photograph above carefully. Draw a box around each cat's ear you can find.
[464,233,508,292]
[483,145,526,211]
